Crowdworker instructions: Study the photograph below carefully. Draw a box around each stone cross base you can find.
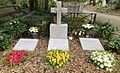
[50,24,68,39]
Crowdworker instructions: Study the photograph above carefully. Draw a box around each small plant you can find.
[90,51,116,72]
[46,50,70,69]
[115,0,120,9]
[7,50,29,65]
[82,24,94,30]
[96,21,116,40]
[108,36,120,53]
[29,27,38,33]
[82,24,94,37]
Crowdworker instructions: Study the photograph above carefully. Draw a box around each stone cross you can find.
[51,1,67,25]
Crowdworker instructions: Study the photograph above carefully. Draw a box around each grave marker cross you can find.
[51,1,67,25]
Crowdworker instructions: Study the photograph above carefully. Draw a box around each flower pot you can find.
[84,30,90,38]
[32,33,38,39]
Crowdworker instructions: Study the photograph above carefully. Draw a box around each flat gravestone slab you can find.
[80,38,104,50]
[48,39,69,51]
[13,39,38,51]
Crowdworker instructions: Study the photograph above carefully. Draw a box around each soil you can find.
[0,36,120,73]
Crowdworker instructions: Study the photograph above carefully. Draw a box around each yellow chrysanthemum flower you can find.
[46,50,70,69]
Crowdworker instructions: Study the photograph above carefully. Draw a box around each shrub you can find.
[90,51,116,72]
[96,21,116,40]
[115,0,120,9]
[0,34,11,51]
[108,35,120,53]
[2,20,27,38]
[46,50,70,69]
[20,12,51,35]
[0,19,27,50]
[0,0,12,5]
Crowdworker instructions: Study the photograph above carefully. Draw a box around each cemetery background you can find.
[0,0,120,73]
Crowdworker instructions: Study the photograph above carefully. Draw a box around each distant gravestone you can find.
[80,38,104,50]
[63,2,83,13]
[13,39,38,51]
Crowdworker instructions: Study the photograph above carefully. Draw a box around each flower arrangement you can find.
[7,50,29,65]
[90,51,116,72]
[46,50,70,69]
[82,24,94,30]
[29,27,38,33]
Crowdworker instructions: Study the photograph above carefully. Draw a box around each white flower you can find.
[29,27,38,33]
[104,62,112,67]
[74,31,77,35]
[106,68,113,72]
[78,31,82,36]
[82,24,94,30]
[68,37,73,40]
[10,23,12,25]
[54,0,57,2]
[14,21,16,23]
[100,64,104,68]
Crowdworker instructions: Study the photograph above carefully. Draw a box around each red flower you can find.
[6,50,29,65]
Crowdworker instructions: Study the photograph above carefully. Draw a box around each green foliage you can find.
[96,21,116,40]
[0,34,11,51]
[16,0,28,8]
[20,12,51,35]
[115,0,120,9]
[1,20,27,38]
[0,19,27,51]
[108,35,120,51]
[0,0,12,5]
[20,13,49,25]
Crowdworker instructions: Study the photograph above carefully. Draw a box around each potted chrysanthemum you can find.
[29,27,38,39]
[90,51,116,72]
[82,24,94,38]
[46,50,70,69]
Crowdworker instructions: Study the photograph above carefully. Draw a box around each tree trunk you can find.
[29,0,35,11]
[93,0,96,6]
[44,0,48,11]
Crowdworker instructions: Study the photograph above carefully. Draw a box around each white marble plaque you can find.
[50,24,68,39]
[13,39,38,51]
[48,39,69,51]
[80,38,104,50]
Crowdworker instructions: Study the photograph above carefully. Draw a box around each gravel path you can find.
[83,10,120,30]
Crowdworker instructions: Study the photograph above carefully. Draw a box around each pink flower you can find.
[6,50,29,65]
